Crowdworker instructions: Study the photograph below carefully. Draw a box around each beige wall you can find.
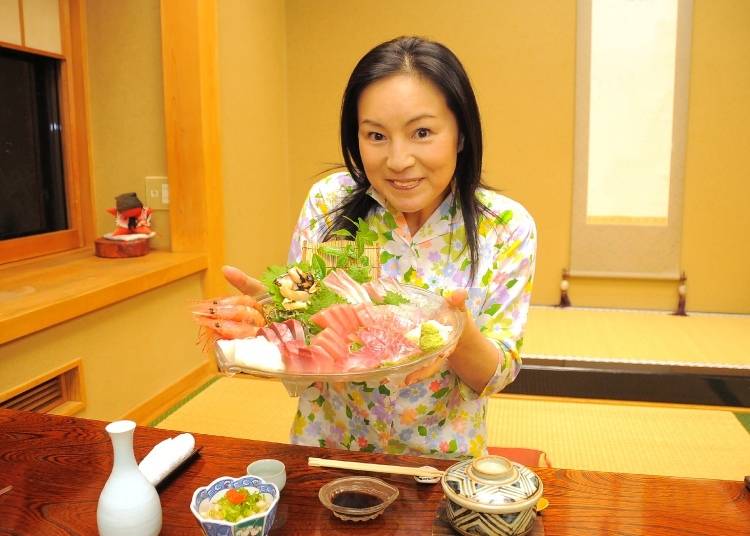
[218,0,291,281]
[284,0,749,313]
[0,275,205,420]
[681,0,750,312]
[87,0,170,251]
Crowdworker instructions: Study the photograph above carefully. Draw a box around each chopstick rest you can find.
[139,433,196,486]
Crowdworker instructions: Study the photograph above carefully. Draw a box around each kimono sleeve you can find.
[460,207,537,400]
[287,173,351,264]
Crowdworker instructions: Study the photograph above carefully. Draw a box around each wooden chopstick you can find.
[308,457,444,478]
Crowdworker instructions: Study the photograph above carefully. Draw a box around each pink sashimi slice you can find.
[362,280,386,302]
[353,303,378,326]
[282,318,306,341]
[281,340,310,372]
[351,325,421,365]
[309,310,329,329]
[323,269,372,304]
[329,304,362,335]
[269,322,293,343]
[257,326,281,346]
[310,328,350,364]
[298,344,336,373]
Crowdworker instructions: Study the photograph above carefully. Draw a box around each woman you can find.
[224,36,536,458]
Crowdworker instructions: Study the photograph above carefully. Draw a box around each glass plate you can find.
[214,285,465,387]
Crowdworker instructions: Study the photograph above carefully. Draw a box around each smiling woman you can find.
[217,36,538,460]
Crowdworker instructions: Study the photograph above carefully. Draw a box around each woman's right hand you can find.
[222,265,266,296]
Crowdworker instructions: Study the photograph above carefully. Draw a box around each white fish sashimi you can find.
[218,336,284,372]
[323,269,372,304]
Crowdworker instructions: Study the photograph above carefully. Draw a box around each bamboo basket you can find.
[301,239,381,280]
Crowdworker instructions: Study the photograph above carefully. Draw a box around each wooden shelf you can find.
[0,248,207,344]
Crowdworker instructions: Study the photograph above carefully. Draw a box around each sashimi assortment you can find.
[203,268,462,378]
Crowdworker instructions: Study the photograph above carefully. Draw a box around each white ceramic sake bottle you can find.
[97,420,162,536]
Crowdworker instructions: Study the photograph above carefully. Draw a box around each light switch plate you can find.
[144,176,169,210]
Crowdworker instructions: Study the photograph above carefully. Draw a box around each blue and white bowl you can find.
[190,475,280,536]
[441,456,543,536]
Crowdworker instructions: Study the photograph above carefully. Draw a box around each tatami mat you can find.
[155,377,750,482]
[156,376,298,444]
[524,306,750,367]
[487,395,750,481]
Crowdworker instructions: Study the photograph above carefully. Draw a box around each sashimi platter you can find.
[192,234,464,387]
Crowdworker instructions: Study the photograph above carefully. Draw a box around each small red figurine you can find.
[105,192,155,238]
[95,192,155,258]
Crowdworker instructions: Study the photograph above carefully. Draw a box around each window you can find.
[0,0,92,265]
[0,48,67,241]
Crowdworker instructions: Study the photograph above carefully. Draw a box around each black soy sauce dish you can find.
[318,476,399,522]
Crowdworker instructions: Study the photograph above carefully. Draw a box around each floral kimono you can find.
[286,172,536,458]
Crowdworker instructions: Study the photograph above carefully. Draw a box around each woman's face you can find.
[357,74,461,234]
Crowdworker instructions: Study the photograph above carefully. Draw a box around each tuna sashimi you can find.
[298,344,335,373]
[311,304,363,336]
[310,328,350,364]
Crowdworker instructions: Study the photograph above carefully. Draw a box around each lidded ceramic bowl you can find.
[441,455,543,536]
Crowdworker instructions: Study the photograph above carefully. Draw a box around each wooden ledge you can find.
[0,248,207,344]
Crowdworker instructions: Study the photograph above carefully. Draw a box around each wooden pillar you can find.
[160,0,224,297]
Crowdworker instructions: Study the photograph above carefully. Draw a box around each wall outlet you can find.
[144,176,169,210]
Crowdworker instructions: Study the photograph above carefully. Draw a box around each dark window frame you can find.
[0,47,68,242]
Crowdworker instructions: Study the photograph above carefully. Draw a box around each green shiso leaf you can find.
[311,253,327,280]
[260,265,289,301]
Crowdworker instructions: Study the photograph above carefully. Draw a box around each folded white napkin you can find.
[138,433,195,486]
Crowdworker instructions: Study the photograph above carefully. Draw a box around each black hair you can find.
[325,35,493,283]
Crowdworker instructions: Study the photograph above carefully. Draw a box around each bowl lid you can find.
[441,456,543,514]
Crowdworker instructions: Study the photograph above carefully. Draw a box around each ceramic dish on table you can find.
[190,475,279,536]
[441,455,544,536]
[215,285,465,395]
[318,476,399,522]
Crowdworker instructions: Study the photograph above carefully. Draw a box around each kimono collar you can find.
[366,183,458,244]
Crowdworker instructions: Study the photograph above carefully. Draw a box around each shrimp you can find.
[190,294,265,317]
[193,317,260,339]
[191,294,267,352]
[194,317,261,353]
[192,304,266,326]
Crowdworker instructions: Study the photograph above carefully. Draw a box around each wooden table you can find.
[0,409,747,535]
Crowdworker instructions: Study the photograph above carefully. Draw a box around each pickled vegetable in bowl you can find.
[190,475,279,536]
[200,486,272,522]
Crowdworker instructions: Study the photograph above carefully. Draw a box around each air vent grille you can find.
[0,377,63,413]
[0,359,84,416]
